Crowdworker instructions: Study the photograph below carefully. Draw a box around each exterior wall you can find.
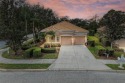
[45,32,88,45]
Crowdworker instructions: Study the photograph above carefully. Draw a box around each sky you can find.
[27,0,125,19]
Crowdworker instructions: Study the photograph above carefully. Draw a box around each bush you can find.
[44,43,50,48]
[44,43,61,48]
[108,50,114,56]
[41,48,56,53]
[114,51,125,57]
[21,44,31,50]
[114,48,124,52]
[88,41,95,47]
[98,49,106,56]
[96,45,106,56]
[33,47,42,58]
[101,38,111,46]
[24,48,34,58]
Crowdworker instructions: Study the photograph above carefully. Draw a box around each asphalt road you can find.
[0,71,125,83]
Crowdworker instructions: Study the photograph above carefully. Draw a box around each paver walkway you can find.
[49,45,111,70]
[0,48,55,64]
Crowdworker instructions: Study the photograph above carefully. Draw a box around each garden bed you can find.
[2,47,58,59]
[87,36,125,60]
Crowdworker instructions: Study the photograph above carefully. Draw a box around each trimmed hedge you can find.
[33,47,42,58]
[41,48,56,53]
[24,47,42,58]
[24,48,34,58]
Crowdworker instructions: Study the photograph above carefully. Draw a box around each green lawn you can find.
[0,63,50,69]
[2,51,58,59]
[2,51,24,59]
[42,53,58,59]
[88,46,100,59]
[106,64,125,70]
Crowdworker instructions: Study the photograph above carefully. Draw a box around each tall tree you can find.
[100,9,125,48]
[0,0,26,55]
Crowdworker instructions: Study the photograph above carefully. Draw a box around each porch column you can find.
[85,35,87,43]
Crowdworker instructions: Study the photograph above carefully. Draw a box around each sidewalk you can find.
[97,60,118,64]
[0,48,56,64]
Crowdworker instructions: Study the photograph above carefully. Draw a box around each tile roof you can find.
[41,21,88,33]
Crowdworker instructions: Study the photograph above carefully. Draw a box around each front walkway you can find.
[0,48,55,64]
[49,45,111,70]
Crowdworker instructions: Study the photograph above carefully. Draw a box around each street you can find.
[0,71,125,83]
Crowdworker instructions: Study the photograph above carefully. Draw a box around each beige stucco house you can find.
[41,21,89,45]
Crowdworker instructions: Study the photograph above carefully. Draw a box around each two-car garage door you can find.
[61,36,85,45]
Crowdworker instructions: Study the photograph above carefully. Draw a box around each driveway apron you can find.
[49,45,111,70]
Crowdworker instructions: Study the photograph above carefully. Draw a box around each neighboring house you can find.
[41,21,89,45]
[98,26,125,52]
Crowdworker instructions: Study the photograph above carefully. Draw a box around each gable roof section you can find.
[41,21,88,33]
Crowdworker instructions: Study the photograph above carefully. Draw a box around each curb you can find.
[0,69,47,72]
[0,69,125,73]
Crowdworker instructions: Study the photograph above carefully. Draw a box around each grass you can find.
[42,53,58,59]
[2,51,58,59]
[0,63,50,69]
[2,51,24,59]
[88,46,99,59]
[106,64,125,70]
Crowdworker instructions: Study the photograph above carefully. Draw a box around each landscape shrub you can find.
[33,47,42,58]
[108,50,114,56]
[114,51,125,57]
[24,48,34,58]
[44,43,50,48]
[114,48,124,52]
[101,38,111,46]
[44,43,61,48]
[96,45,106,56]
[21,44,31,50]
[41,48,56,53]
[88,41,95,47]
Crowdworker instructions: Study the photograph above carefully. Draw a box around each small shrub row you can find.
[44,43,61,48]
[24,47,42,58]
[95,45,114,56]
[41,48,56,53]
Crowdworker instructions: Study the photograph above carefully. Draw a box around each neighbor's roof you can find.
[41,21,89,33]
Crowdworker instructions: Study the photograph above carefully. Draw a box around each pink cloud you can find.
[27,0,125,19]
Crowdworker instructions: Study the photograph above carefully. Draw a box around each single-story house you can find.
[41,21,89,45]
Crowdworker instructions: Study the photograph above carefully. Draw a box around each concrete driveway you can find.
[49,45,111,70]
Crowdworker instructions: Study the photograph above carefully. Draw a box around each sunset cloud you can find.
[27,0,125,19]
